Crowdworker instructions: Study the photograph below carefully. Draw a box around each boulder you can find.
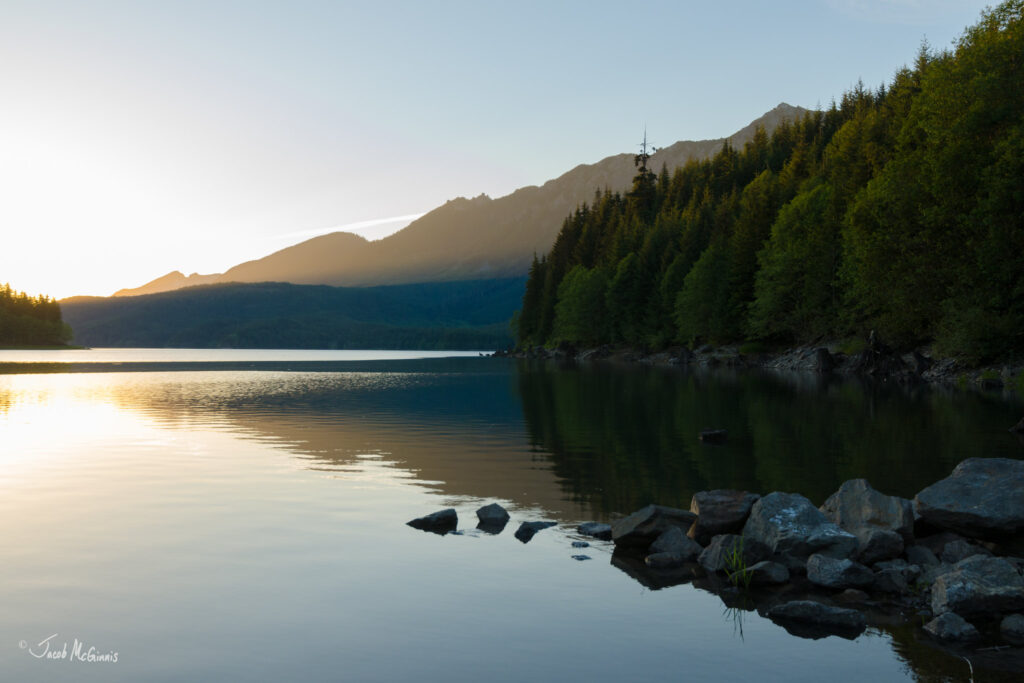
[611,505,697,549]
[819,478,915,537]
[514,521,557,543]
[698,534,769,573]
[905,545,940,567]
[914,458,1024,538]
[806,554,874,590]
[856,528,905,565]
[765,601,866,639]
[688,490,760,545]
[1001,613,1024,644]
[577,522,612,541]
[874,559,921,594]
[645,552,689,569]
[407,508,458,534]
[476,502,510,525]
[746,560,790,586]
[649,527,703,560]
[475,503,510,533]
[931,556,1024,616]
[940,539,991,564]
[742,492,858,559]
[923,612,980,642]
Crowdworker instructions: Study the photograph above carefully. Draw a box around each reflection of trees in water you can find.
[516,361,1024,517]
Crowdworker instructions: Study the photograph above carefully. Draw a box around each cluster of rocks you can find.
[407,502,566,547]
[587,458,1024,648]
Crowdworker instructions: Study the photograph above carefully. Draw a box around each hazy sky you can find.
[0,0,994,298]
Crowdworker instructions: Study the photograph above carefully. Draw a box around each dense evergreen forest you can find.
[0,283,72,346]
[517,1,1023,363]
[62,279,524,349]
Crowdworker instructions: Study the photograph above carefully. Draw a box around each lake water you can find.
[1,349,1022,682]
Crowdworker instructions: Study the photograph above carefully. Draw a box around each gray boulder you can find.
[940,539,991,564]
[766,601,866,638]
[698,534,769,573]
[915,458,1024,538]
[407,508,458,534]
[923,612,980,642]
[873,559,921,594]
[577,522,612,541]
[746,560,790,586]
[820,479,914,540]
[820,479,913,563]
[806,554,875,590]
[688,490,760,545]
[611,505,697,549]
[905,545,940,567]
[856,528,905,565]
[1001,613,1024,644]
[649,527,703,560]
[931,555,1024,616]
[743,492,858,559]
[515,521,557,543]
[475,503,510,532]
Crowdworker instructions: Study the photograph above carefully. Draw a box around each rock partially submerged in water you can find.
[649,527,703,559]
[407,508,458,534]
[806,554,874,590]
[765,600,866,639]
[578,522,613,541]
[515,521,557,543]
[746,560,790,586]
[475,503,510,533]
[611,504,697,550]
[698,534,768,573]
[743,492,858,560]
[688,489,760,545]
[931,555,1024,616]
[915,458,1024,538]
[924,612,980,642]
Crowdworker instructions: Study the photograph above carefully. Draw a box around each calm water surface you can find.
[1,350,1021,682]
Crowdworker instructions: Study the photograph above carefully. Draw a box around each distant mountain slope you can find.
[62,278,524,349]
[116,103,806,296]
[113,270,220,297]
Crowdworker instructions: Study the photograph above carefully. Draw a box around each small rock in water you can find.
[577,522,612,541]
[515,521,557,543]
[406,508,458,535]
[1001,613,1024,644]
[923,612,980,642]
[572,554,592,561]
[834,588,870,604]
[571,541,590,548]
[644,552,688,569]
[476,502,510,525]
[699,429,728,443]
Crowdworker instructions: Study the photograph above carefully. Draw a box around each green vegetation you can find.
[0,283,72,347]
[517,2,1023,364]
[724,538,752,590]
[61,279,525,349]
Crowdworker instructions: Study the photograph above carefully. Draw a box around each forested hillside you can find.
[517,1,1023,363]
[0,284,72,346]
[62,279,524,349]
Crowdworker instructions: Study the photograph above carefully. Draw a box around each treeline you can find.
[517,1,1023,362]
[0,283,72,346]
[62,279,525,349]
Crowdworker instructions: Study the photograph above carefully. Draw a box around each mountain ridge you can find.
[113,103,806,297]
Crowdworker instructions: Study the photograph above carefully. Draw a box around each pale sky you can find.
[0,0,993,299]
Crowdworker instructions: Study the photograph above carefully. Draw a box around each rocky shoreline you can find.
[408,458,1024,665]
[495,335,1024,391]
